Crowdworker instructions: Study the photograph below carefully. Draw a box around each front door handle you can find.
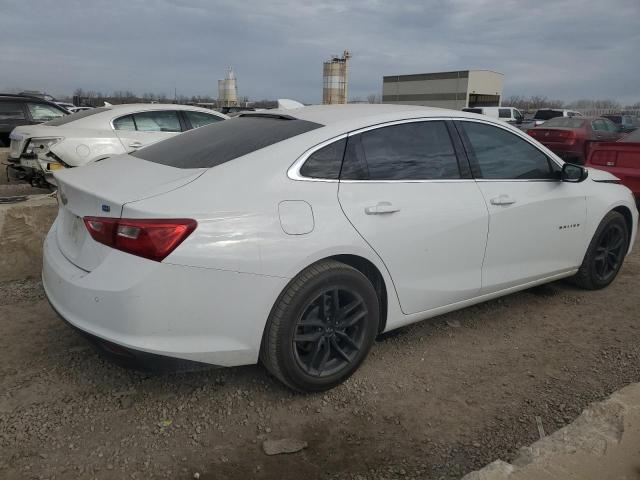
[490,195,516,206]
[129,141,143,149]
[365,202,400,215]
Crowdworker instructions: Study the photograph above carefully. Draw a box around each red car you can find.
[527,117,622,164]
[586,129,640,201]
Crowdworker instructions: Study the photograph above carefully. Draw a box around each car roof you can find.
[0,93,56,102]
[250,104,463,131]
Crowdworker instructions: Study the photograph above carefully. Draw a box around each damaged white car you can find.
[7,104,227,187]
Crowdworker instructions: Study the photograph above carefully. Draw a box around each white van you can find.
[462,106,524,125]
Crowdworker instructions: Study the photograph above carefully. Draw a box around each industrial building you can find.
[382,70,504,110]
[323,50,351,104]
[218,67,238,107]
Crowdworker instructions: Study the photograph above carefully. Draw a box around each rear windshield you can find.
[45,107,111,126]
[132,115,323,168]
[602,115,621,124]
[534,109,563,120]
[541,117,585,128]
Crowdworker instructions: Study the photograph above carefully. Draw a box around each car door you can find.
[337,119,489,315]
[113,110,183,152]
[455,120,587,293]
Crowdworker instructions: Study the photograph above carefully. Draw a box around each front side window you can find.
[300,138,347,179]
[460,121,554,180]
[27,103,65,121]
[591,119,608,131]
[184,110,223,129]
[0,102,26,120]
[341,121,460,181]
[133,110,181,132]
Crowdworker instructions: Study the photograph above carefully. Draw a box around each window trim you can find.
[288,117,475,183]
[454,118,564,182]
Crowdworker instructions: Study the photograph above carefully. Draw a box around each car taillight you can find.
[83,217,197,262]
[589,151,617,167]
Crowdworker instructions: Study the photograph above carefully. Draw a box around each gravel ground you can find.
[1,237,639,480]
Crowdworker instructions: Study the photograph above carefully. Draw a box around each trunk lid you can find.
[54,154,205,271]
[529,128,577,144]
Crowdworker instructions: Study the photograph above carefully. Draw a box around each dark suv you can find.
[0,94,68,147]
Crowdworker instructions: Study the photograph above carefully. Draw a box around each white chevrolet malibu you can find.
[8,103,227,186]
[43,104,638,391]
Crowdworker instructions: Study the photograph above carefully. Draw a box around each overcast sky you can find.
[1,0,638,104]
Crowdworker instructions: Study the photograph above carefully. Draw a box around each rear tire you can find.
[570,211,629,290]
[260,260,379,392]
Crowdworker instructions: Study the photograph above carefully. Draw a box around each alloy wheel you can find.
[293,287,368,377]
[593,224,625,282]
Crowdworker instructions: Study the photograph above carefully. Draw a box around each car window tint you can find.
[113,114,136,131]
[133,110,181,132]
[300,138,347,179]
[132,116,323,169]
[341,121,460,181]
[592,119,607,131]
[184,110,223,129]
[534,110,562,120]
[460,121,553,180]
[602,119,618,132]
[0,102,25,120]
[27,103,65,121]
[499,108,511,118]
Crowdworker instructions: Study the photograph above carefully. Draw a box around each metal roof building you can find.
[382,70,504,110]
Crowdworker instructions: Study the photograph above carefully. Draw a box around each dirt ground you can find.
[1,238,639,480]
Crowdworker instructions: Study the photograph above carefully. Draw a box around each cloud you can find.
[0,0,638,104]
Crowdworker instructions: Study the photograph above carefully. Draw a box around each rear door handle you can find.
[129,141,143,149]
[490,195,516,206]
[365,202,400,215]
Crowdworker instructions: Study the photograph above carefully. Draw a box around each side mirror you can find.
[516,117,523,125]
[562,163,588,183]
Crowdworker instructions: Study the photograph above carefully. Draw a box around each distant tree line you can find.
[502,95,640,112]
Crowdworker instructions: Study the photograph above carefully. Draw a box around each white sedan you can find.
[43,104,638,392]
[7,103,227,186]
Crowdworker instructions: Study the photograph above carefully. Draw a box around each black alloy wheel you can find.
[293,287,368,377]
[571,211,629,290]
[260,259,379,392]
[593,223,626,283]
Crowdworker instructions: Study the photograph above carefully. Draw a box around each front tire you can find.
[260,260,379,392]
[571,211,629,290]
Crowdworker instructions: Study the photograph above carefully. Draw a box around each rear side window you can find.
[132,115,323,169]
[341,121,460,181]
[0,102,25,120]
[113,115,136,131]
[299,138,347,179]
[133,111,181,132]
[592,119,608,131]
[184,110,223,129]
[460,121,553,180]
[463,108,483,114]
[27,103,65,121]
[499,108,511,118]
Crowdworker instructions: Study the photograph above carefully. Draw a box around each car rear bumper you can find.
[42,220,288,369]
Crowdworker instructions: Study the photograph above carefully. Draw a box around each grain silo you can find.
[323,50,351,104]
[218,67,238,107]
